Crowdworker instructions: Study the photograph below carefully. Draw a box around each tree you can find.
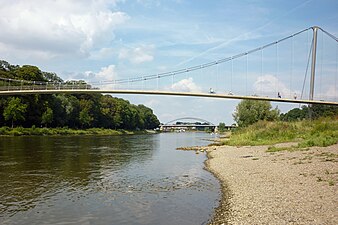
[0,61,162,130]
[137,104,160,129]
[280,107,308,121]
[79,99,94,128]
[15,65,45,81]
[233,100,279,127]
[41,107,53,127]
[218,122,226,132]
[280,105,338,121]
[79,109,93,128]
[3,97,27,128]
[311,104,338,118]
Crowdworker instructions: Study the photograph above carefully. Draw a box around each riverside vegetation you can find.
[224,98,338,150]
[0,126,145,136]
[207,100,337,225]
[0,60,160,134]
[222,118,338,150]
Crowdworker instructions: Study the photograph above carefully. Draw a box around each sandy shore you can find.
[205,143,338,225]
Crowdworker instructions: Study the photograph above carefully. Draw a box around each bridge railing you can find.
[0,83,94,91]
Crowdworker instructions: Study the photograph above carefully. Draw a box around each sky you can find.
[0,0,337,125]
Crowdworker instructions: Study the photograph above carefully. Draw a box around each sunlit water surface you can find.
[0,132,220,225]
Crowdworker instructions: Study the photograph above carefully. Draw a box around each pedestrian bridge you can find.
[0,88,336,105]
[0,26,337,106]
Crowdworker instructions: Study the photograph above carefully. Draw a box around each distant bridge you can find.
[160,117,236,132]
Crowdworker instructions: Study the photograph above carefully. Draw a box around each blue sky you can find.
[0,0,337,124]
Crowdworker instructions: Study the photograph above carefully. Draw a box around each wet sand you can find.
[205,143,338,225]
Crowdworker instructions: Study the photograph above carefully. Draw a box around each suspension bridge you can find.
[0,26,337,106]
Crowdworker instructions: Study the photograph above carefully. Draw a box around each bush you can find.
[223,117,338,147]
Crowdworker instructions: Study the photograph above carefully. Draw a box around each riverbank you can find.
[0,126,155,136]
[205,142,338,224]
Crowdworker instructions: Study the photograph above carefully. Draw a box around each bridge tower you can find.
[310,26,319,102]
[309,26,319,118]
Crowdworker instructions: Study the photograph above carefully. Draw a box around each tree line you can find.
[0,60,160,129]
[233,99,337,127]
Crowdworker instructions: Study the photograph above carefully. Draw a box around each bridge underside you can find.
[0,89,337,106]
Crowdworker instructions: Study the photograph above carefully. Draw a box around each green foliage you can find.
[0,127,135,136]
[204,127,212,133]
[3,97,27,128]
[79,109,94,128]
[233,100,279,127]
[266,146,293,152]
[218,122,226,132]
[297,118,338,148]
[14,65,45,81]
[280,105,338,121]
[0,60,161,131]
[223,118,338,148]
[42,71,63,82]
[280,107,308,121]
[41,107,53,127]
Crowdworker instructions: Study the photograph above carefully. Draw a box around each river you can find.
[0,132,220,225]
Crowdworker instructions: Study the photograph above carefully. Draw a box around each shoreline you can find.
[0,127,157,136]
[204,143,338,224]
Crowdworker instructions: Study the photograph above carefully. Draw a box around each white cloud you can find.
[77,65,117,83]
[169,77,202,92]
[118,45,154,64]
[253,74,300,99]
[96,65,118,81]
[89,47,115,60]
[0,0,129,58]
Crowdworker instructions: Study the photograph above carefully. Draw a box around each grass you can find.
[0,126,150,136]
[222,117,338,150]
[266,146,298,152]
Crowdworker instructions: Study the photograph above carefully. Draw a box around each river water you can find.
[0,132,220,225]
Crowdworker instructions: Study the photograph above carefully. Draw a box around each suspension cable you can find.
[260,48,263,95]
[231,58,233,92]
[301,36,314,99]
[246,52,248,95]
[0,27,325,87]
[320,30,324,100]
[319,27,338,42]
[290,35,294,98]
[101,27,312,85]
[276,41,278,95]
[216,63,219,92]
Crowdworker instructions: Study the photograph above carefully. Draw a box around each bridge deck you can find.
[0,89,337,106]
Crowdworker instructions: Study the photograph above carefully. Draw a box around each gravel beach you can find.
[206,143,338,225]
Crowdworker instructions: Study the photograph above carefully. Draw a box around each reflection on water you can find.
[0,133,220,225]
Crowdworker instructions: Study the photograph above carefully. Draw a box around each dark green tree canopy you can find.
[0,60,160,130]
[280,105,338,121]
[3,97,27,128]
[218,122,226,132]
[233,100,279,127]
[15,65,45,81]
